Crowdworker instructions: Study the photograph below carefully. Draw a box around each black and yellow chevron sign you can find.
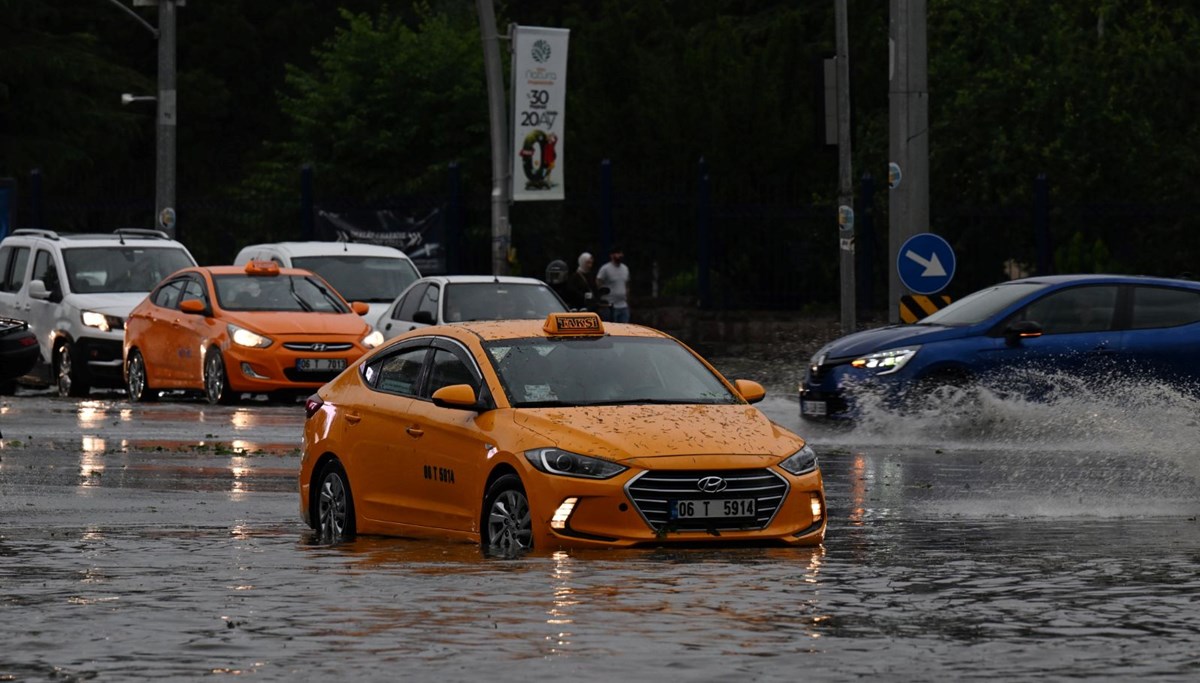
[900,294,952,323]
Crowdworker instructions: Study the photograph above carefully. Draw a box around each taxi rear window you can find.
[484,336,737,408]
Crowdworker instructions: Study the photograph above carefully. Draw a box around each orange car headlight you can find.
[228,323,273,349]
[524,448,626,479]
[779,445,818,475]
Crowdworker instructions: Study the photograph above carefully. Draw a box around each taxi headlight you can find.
[81,310,122,332]
[779,445,818,475]
[524,448,627,480]
[228,323,273,349]
[362,329,384,349]
[850,346,920,375]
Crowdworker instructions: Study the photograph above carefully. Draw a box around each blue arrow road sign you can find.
[897,233,956,294]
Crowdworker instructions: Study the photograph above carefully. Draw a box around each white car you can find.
[375,275,569,340]
[233,241,421,322]
[0,228,197,396]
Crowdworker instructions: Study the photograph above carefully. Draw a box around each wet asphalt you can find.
[2,385,1199,681]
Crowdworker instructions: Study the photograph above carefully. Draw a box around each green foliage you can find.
[244,5,487,202]
[1054,231,1114,274]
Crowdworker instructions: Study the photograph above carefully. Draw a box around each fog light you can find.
[240,362,270,380]
[551,497,578,530]
[810,493,823,521]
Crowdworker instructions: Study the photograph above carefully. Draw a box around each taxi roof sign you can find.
[244,260,281,276]
[543,312,605,336]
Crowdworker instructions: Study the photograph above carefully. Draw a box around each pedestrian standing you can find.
[596,246,631,323]
[564,251,597,311]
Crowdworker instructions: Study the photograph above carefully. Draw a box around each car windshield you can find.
[291,255,419,303]
[444,282,566,322]
[484,336,738,407]
[213,274,350,313]
[62,246,194,293]
[920,282,1050,326]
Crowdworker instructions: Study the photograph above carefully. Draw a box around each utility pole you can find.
[835,0,856,335]
[155,0,178,239]
[888,0,928,322]
[113,1,179,238]
[476,0,511,275]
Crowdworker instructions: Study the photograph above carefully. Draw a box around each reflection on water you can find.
[545,550,576,654]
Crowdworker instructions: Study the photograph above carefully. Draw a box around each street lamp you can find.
[121,93,157,105]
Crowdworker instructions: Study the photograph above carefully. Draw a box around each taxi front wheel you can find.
[204,349,236,405]
[315,459,356,543]
[126,349,157,403]
[482,474,533,557]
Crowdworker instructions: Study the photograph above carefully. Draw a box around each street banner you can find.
[315,207,447,274]
[511,26,569,201]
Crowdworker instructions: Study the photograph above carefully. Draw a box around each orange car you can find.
[124,261,384,404]
[300,312,825,554]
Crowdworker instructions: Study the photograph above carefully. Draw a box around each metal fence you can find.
[13,164,1200,315]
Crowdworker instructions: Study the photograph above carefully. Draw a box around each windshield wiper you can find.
[514,400,575,408]
[575,398,696,406]
[287,277,314,312]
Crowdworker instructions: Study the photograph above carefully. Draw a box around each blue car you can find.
[800,274,1200,420]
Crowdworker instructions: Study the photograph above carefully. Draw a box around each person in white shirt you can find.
[596,247,631,323]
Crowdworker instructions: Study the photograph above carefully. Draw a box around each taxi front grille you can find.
[283,342,354,352]
[625,468,788,532]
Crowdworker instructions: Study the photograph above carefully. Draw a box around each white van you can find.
[0,228,197,395]
[233,241,422,322]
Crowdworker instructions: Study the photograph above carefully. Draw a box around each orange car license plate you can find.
[670,498,756,520]
[296,358,347,372]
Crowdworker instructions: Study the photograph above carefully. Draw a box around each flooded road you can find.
[2,386,1199,681]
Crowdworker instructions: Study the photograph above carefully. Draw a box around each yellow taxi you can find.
[300,312,825,554]
[123,261,384,404]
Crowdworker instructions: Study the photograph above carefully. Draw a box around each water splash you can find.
[804,369,1200,481]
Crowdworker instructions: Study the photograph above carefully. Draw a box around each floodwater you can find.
[2,380,1199,681]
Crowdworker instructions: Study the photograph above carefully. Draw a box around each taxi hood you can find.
[816,322,967,359]
[512,403,802,462]
[222,311,370,337]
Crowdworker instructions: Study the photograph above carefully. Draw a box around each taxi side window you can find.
[424,348,481,398]
[0,246,30,292]
[180,277,207,309]
[152,279,186,309]
[394,283,428,321]
[371,347,429,396]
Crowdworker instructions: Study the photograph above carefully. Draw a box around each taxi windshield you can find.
[484,336,738,407]
[214,274,350,313]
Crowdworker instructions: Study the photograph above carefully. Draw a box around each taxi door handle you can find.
[405,426,424,438]
[344,412,362,425]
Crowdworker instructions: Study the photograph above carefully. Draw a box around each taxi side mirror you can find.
[179,299,207,315]
[733,379,765,404]
[351,301,370,316]
[431,383,481,410]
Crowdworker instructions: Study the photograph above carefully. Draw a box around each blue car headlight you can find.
[850,346,921,375]
[524,448,627,480]
[779,445,818,475]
